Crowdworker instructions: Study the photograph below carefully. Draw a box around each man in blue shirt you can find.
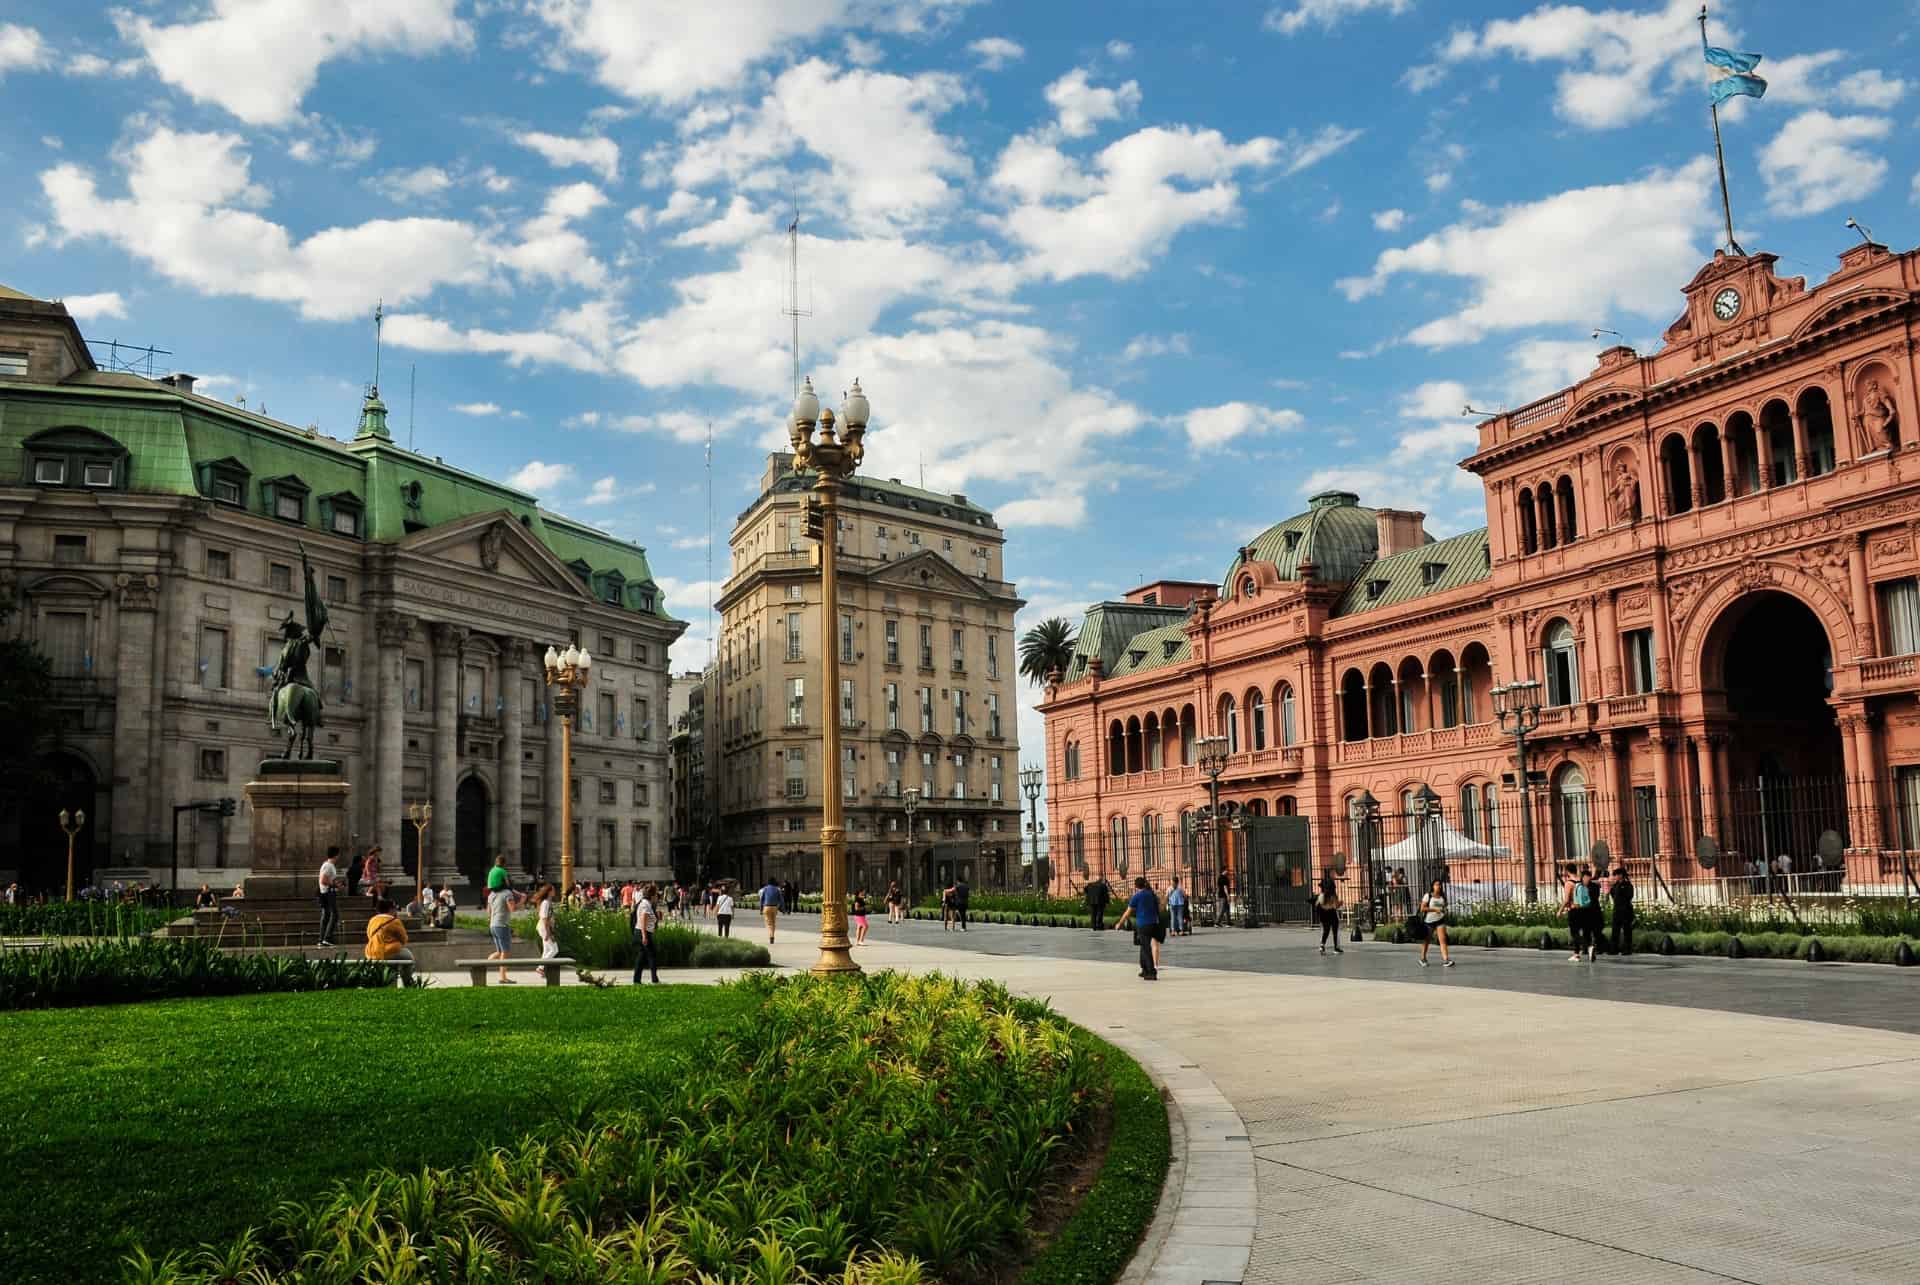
[759,878,783,944]
[1116,876,1161,980]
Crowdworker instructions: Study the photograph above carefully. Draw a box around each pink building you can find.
[1040,240,1920,907]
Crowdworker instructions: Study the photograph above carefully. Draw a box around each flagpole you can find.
[1699,5,1744,255]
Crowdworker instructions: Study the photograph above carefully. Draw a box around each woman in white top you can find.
[1417,877,1454,968]
[715,889,735,937]
[534,884,559,980]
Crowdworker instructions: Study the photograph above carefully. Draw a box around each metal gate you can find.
[1239,816,1312,924]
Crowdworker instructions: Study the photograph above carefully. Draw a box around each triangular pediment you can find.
[868,549,994,600]
[1790,286,1911,343]
[395,510,594,598]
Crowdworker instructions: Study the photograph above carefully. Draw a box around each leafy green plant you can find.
[510,908,769,969]
[0,901,182,939]
[0,937,419,1010]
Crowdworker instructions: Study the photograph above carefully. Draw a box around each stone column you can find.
[500,639,525,874]
[544,678,565,882]
[374,612,410,867]
[1596,592,1621,698]
[1649,579,1675,690]
[1686,439,1706,509]
[1791,410,1812,480]
[1653,729,1684,860]
[1852,714,1885,850]
[1719,432,1739,500]
[112,573,161,862]
[430,623,465,881]
[1847,535,1873,659]
[1756,426,1774,489]
[1700,732,1728,843]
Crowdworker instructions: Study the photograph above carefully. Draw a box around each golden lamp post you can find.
[57,808,85,901]
[406,803,432,897]
[790,374,870,976]
[543,643,592,895]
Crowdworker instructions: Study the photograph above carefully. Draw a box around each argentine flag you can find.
[1705,45,1767,106]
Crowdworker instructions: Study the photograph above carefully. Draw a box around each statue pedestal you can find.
[242,761,351,899]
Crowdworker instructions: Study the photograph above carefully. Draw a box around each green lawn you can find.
[1,985,755,1285]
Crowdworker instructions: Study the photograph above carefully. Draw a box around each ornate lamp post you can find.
[1350,789,1380,939]
[902,786,920,915]
[791,375,871,976]
[1194,734,1229,925]
[1019,764,1044,891]
[1412,781,1443,892]
[543,643,593,895]
[406,803,432,896]
[57,808,85,901]
[1491,678,1544,903]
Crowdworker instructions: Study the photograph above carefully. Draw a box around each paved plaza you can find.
[433,918,1920,1284]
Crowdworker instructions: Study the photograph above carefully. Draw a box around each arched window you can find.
[1662,435,1693,514]
[1799,386,1836,476]
[1063,739,1080,780]
[1070,820,1087,871]
[1246,798,1269,817]
[1220,694,1240,753]
[1339,670,1368,742]
[1276,795,1297,816]
[1761,399,1796,484]
[1109,814,1130,874]
[1107,721,1124,776]
[1556,475,1577,542]
[1537,483,1558,549]
[1459,783,1480,840]
[1555,764,1590,863]
[1278,684,1298,746]
[1693,423,1726,505]
[1518,493,1538,555]
[1726,411,1760,495]
[1397,657,1421,734]
[1483,781,1502,848]
[1429,651,1460,728]
[1543,620,1579,706]
[1142,813,1161,868]
[1248,690,1266,751]
[1125,716,1143,774]
[1368,662,1397,737]
[1145,713,1163,770]
[1180,704,1196,765]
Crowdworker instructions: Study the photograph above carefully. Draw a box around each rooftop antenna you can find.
[408,363,417,451]
[372,298,384,394]
[781,199,811,399]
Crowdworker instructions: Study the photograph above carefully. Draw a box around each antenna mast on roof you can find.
[372,299,384,394]
[781,200,811,400]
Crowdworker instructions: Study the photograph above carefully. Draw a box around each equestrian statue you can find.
[267,544,328,760]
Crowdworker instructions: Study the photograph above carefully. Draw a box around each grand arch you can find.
[1674,560,1857,694]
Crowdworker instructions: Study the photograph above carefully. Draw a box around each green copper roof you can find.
[1333,528,1490,617]
[1222,491,1383,596]
[1106,621,1192,678]
[1063,601,1189,682]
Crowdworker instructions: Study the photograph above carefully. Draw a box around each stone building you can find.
[713,452,1025,892]
[1042,239,1920,899]
[667,668,711,882]
[0,286,681,893]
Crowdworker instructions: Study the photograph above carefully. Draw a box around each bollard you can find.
[1659,933,1675,956]
[1727,935,1745,959]
[1896,941,1916,967]
[1805,938,1826,963]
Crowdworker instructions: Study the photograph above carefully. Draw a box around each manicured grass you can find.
[1,985,756,1284]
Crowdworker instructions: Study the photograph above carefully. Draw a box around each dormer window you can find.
[1284,530,1302,550]
[567,558,592,586]
[1129,649,1146,666]
[1421,561,1446,587]
[1241,576,1256,598]
[1163,640,1180,659]
[262,475,310,525]
[402,480,424,509]
[1366,579,1389,600]
[197,456,251,508]
[318,491,363,539]
[24,427,129,492]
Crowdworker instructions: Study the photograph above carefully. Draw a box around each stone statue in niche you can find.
[1607,456,1641,525]
[480,522,505,571]
[1855,378,1898,456]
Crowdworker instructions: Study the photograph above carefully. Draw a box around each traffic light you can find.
[802,498,825,541]
[218,797,237,817]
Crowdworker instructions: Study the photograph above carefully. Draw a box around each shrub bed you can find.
[911,892,1087,917]
[0,901,181,939]
[0,937,418,1010]
[135,972,1149,1284]
[480,907,771,969]
[1372,921,1917,963]
[1443,897,1920,939]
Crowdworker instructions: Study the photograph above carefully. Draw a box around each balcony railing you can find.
[1860,655,1918,684]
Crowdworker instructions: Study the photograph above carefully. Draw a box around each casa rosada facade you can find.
[1041,239,1920,892]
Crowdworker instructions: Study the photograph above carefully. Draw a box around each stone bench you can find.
[454,957,576,987]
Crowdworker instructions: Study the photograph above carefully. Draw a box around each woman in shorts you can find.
[486,880,522,983]
[1417,877,1453,968]
[852,889,871,944]
[885,880,903,924]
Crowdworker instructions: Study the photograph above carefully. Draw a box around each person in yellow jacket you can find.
[364,897,414,984]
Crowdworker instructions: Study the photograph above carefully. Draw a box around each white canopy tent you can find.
[1378,816,1511,863]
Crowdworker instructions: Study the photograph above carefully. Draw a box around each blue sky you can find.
[4,0,1918,770]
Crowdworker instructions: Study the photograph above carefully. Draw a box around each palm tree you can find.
[1019,617,1078,687]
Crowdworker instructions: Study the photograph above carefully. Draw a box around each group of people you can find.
[1560,863,1635,962]
[1082,875,1210,933]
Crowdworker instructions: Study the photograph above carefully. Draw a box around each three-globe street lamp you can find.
[543,643,593,895]
[1019,765,1045,891]
[407,802,433,898]
[1350,788,1381,939]
[1194,734,1229,926]
[902,786,921,915]
[791,375,871,976]
[57,808,85,901]
[1490,678,1544,903]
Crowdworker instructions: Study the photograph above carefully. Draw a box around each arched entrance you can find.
[19,752,98,895]
[455,776,490,888]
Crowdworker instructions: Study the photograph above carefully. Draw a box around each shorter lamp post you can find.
[1412,782,1443,892]
[1350,788,1380,940]
[1490,678,1544,904]
[407,803,432,896]
[58,808,86,901]
[1194,734,1229,924]
[543,643,593,894]
[1019,765,1044,891]
[902,787,921,914]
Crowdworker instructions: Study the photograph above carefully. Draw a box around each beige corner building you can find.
[713,453,1026,894]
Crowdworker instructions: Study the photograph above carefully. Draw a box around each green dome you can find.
[1222,491,1381,596]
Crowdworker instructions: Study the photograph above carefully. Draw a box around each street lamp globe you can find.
[543,645,559,675]
[578,647,592,673]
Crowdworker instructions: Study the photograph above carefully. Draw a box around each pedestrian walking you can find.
[631,883,660,984]
[852,889,870,944]
[1388,868,1410,916]
[315,847,341,947]
[940,881,956,931]
[1315,872,1344,955]
[1116,876,1162,980]
[1560,865,1586,962]
[1217,873,1233,926]
[886,880,903,924]
[952,877,970,931]
[1084,876,1110,931]
[363,897,414,984]
[760,877,783,944]
[347,849,365,898]
[715,887,735,937]
[1167,878,1189,936]
[533,883,559,980]
[1417,877,1453,967]
[361,846,384,902]
[1608,865,1635,956]
[1581,865,1604,961]
[486,880,522,983]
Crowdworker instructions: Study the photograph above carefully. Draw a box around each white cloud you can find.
[657,190,716,224]
[580,475,622,505]
[532,0,977,104]
[670,195,765,248]
[59,291,127,321]
[1337,158,1715,347]
[1121,333,1191,362]
[1107,40,1134,60]
[368,166,454,202]
[1503,339,1598,403]
[968,36,1024,70]
[451,401,503,416]
[1044,68,1141,138]
[989,124,1294,281]
[0,23,49,76]
[508,460,575,492]
[1264,0,1412,36]
[841,35,884,66]
[1182,401,1303,449]
[41,126,495,322]
[496,182,610,288]
[1400,62,1445,92]
[1371,207,1407,232]
[1424,171,1452,193]
[65,52,142,79]
[1400,380,1470,422]
[514,130,620,181]
[998,489,1087,527]
[1759,111,1890,218]
[1743,51,1906,113]
[118,0,470,125]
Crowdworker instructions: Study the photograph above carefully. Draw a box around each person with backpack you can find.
[1416,878,1453,967]
[1608,865,1635,957]
[1581,865,1605,961]
[1315,872,1344,955]
[1560,865,1584,961]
